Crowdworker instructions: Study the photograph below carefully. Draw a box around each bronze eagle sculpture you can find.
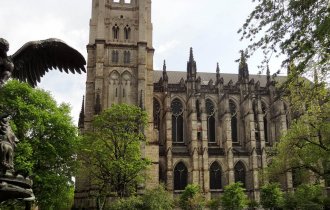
[0,38,86,87]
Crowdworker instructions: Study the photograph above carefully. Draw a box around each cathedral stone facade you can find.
[74,0,292,208]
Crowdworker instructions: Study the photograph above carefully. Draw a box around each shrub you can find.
[206,198,221,210]
[260,182,284,209]
[179,184,205,210]
[221,182,248,210]
[141,184,174,210]
[108,196,143,210]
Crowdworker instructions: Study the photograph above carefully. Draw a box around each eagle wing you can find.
[11,38,86,87]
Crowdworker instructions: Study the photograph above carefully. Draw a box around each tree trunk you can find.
[25,202,31,210]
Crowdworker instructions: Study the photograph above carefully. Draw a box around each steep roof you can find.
[153,70,287,87]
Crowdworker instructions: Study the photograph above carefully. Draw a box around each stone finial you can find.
[216,62,220,82]
[238,50,249,82]
[266,65,271,83]
[162,60,168,82]
[78,95,85,128]
[187,47,197,80]
[189,47,194,62]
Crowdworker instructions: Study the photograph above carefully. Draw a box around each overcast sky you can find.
[0,0,280,124]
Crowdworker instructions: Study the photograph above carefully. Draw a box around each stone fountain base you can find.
[0,173,34,202]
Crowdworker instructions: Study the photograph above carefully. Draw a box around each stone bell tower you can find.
[84,0,154,125]
[75,0,157,207]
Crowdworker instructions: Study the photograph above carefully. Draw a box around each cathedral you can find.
[74,0,292,208]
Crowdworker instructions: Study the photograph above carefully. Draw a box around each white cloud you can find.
[157,40,181,55]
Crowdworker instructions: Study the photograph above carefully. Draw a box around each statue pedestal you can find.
[0,174,34,202]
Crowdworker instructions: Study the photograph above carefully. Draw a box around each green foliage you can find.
[294,184,324,210]
[206,198,221,210]
[179,184,205,210]
[260,183,284,209]
[108,196,143,210]
[141,184,174,210]
[239,0,330,77]
[79,104,151,199]
[282,192,297,210]
[0,80,78,209]
[247,199,259,210]
[221,182,248,210]
[242,0,330,191]
[267,89,330,182]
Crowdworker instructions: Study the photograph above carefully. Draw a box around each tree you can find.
[260,183,284,210]
[221,182,249,210]
[294,184,324,210]
[179,184,205,210]
[0,80,79,209]
[266,78,330,184]
[79,104,151,207]
[239,0,330,78]
[240,1,330,186]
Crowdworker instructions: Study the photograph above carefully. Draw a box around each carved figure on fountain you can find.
[0,114,18,175]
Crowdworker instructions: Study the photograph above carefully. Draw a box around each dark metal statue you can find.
[0,38,86,87]
[0,37,86,204]
[0,114,18,175]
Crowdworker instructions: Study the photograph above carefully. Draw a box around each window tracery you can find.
[111,50,119,63]
[206,99,216,142]
[124,25,131,40]
[210,162,222,190]
[123,51,130,64]
[171,99,184,142]
[174,162,188,190]
[112,24,119,39]
[229,100,238,142]
[234,161,246,187]
[153,98,161,130]
[262,102,268,143]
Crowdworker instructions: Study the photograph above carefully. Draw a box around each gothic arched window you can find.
[153,98,161,130]
[234,161,246,187]
[112,24,119,39]
[171,99,184,142]
[124,51,130,64]
[262,102,268,143]
[174,162,188,190]
[229,100,238,142]
[210,162,222,190]
[206,99,216,142]
[252,100,260,142]
[196,99,201,121]
[124,25,131,40]
[112,50,119,63]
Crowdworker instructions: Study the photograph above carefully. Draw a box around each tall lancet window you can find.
[171,99,184,142]
[111,50,119,63]
[153,98,161,130]
[124,25,131,40]
[112,24,119,39]
[174,162,188,190]
[210,162,222,190]
[253,100,260,142]
[124,51,131,64]
[234,161,246,187]
[206,99,216,142]
[229,100,238,142]
[262,102,268,143]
